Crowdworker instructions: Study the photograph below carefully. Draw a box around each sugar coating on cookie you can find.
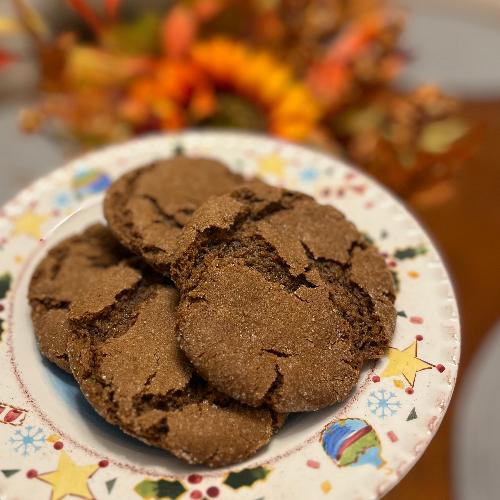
[67,261,284,467]
[28,224,131,372]
[172,183,396,413]
[104,157,244,274]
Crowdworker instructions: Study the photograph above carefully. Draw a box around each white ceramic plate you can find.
[0,132,459,500]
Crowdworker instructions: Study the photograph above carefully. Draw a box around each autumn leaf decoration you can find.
[65,0,122,34]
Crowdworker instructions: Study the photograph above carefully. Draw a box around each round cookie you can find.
[104,157,245,274]
[171,183,396,413]
[67,261,285,467]
[28,224,131,372]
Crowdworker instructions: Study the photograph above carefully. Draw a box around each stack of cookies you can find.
[29,157,396,467]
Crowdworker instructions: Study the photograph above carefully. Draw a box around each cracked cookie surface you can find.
[28,224,131,372]
[67,258,285,467]
[104,157,244,275]
[171,183,396,413]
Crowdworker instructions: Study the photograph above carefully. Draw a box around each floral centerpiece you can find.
[2,0,481,203]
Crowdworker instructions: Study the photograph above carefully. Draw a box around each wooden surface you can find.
[385,100,500,499]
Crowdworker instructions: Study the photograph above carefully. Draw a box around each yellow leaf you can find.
[0,18,21,35]
[12,0,50,40]
[335,105,385,135]
[419,118,469,154]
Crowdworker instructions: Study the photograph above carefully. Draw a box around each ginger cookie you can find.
[67,260,285,467]
[104,157,244,274]
[171,183,396,413]
[28,224,131,372]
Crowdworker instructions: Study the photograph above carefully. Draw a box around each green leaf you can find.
[134,479,186,499]
[135,480,157,498]
[419,118,469,154]
[173,143,185,155]
[156,480,186,499]
[106,478,117,494]
[223,466,270,489]
[393,245,427,260]
[102,13,162,55]
[407,407,417,421]
[1,469,20,478]
[0,272,11,299]
[397,310,407,317]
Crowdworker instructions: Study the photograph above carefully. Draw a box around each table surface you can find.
[386,98,500,500]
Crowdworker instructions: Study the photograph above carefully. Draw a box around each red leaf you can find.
[65,0,102,34]
[105,0,121,22]
[0,50,16,70]
[161,6,197,58]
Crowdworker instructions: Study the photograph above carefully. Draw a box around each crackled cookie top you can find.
[104,157,244,274]
[67,261,284,467]
[171,183,396,413]
[28,224,131,372]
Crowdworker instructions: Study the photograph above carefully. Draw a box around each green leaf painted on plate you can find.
[173,143,185,155]
[407,408,418,421]
[393,245,427,260]
[397,310,407,318]
[134,479,186,499]
[1,469,20,478]
[0,272,11,299]
[106,478,117,494]
[223,466,270,489]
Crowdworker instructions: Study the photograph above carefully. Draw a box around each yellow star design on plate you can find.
[381,341,433,386]
[37,451,99,500]
[12,212,50,239]
[258,154,285,177]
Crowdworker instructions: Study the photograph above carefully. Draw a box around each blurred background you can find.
[0,1,499,498]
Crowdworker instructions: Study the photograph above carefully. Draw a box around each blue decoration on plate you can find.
[72,169,111,199]
[322,418,384,469]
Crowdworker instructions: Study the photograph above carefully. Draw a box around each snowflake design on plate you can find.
[367,389,401,419]
[8,425,46,456]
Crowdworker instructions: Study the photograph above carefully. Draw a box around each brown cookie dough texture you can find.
[67,259,284,467]
[172,183,396,413]
[28,224,131,372]
[104,157,244,274]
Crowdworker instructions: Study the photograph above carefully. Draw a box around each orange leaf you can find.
[65,0,102,34]
[194,0,223,21]
[161,6,197,58]
[324,17,383,64]
[306,62,352,108]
